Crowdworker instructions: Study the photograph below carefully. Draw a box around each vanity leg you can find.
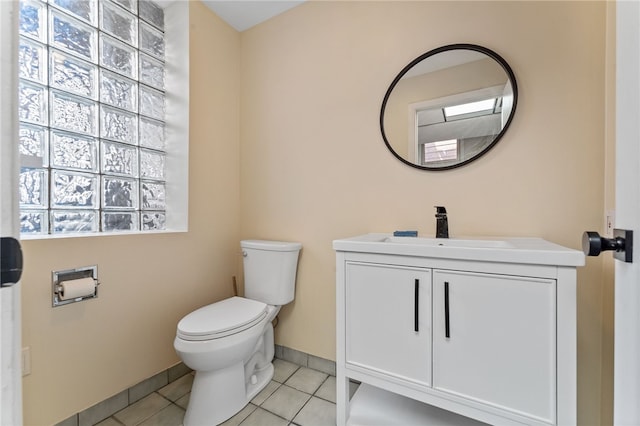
[557,267,577,425]
[336,252,349,426]
[336,367,349,426]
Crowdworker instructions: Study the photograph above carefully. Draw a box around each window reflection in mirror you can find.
[381,44,517,171]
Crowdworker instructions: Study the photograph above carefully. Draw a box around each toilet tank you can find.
[241,240,302,306]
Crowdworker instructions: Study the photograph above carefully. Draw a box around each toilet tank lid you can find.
[241,240,302,252]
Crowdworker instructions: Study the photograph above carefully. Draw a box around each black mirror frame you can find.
[380,43,518,171]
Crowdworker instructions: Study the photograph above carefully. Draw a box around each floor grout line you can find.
[96,360,338,426]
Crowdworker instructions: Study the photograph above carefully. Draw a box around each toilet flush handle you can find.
[242,251,248,257]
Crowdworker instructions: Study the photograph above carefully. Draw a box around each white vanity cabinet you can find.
[334,234,584,426]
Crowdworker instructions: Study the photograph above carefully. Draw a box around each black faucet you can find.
[435,206,449,238]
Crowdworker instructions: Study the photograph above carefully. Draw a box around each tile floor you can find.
[95,359,355,426]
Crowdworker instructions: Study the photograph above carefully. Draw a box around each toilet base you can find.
[183,360,274,426]
[246,362,274,402]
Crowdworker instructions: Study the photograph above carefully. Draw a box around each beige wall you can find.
[20,3,241,425]
[240,1,608,425]
[19,1,613,425]
[600,2,617,424]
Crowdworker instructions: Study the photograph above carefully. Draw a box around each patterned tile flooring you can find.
[95,359,355,426]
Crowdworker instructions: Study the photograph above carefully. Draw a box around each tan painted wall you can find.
[19,1,613,424]
[20,3,241,425]
[240,1,607,424]
[600,2,616,424]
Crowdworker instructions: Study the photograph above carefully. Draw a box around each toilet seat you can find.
[177,297,268,341]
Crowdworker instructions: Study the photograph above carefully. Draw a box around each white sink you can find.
[383,236,514,249]
[333,233,585,266]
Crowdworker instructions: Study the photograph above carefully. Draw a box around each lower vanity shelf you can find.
[348,383,487,426]
[334,234,584,426]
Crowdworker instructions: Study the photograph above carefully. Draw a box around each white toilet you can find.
[174,240,302,426]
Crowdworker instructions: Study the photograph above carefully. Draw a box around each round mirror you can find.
[380,44,518,171]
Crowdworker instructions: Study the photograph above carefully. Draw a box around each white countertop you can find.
[333,233,585,267]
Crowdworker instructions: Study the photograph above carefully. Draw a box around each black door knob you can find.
[1,237,23,287]
[582,229,633,263]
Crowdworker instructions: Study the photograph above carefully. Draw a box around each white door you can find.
[345,262,432,386]
[0,1,23,425]
[615,1,640,424]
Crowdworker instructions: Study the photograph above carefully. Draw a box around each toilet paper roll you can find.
[59,277,96,300]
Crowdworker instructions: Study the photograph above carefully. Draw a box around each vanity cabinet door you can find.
[345,262,432,386]
[432,270,556,423]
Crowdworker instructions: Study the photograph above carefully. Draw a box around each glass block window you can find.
[18,0,167,235]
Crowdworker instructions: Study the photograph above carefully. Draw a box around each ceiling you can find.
[201,1,306,32]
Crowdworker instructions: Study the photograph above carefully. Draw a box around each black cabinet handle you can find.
[414,279,419,332]
[444,281,450,338]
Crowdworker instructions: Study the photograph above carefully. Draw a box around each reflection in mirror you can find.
[380,44,517,170]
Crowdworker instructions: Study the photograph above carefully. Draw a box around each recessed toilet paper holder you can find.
[52,265,99,307]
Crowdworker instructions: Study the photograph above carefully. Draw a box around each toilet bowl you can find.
[174,240,301,426]
[175,297,279,425]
